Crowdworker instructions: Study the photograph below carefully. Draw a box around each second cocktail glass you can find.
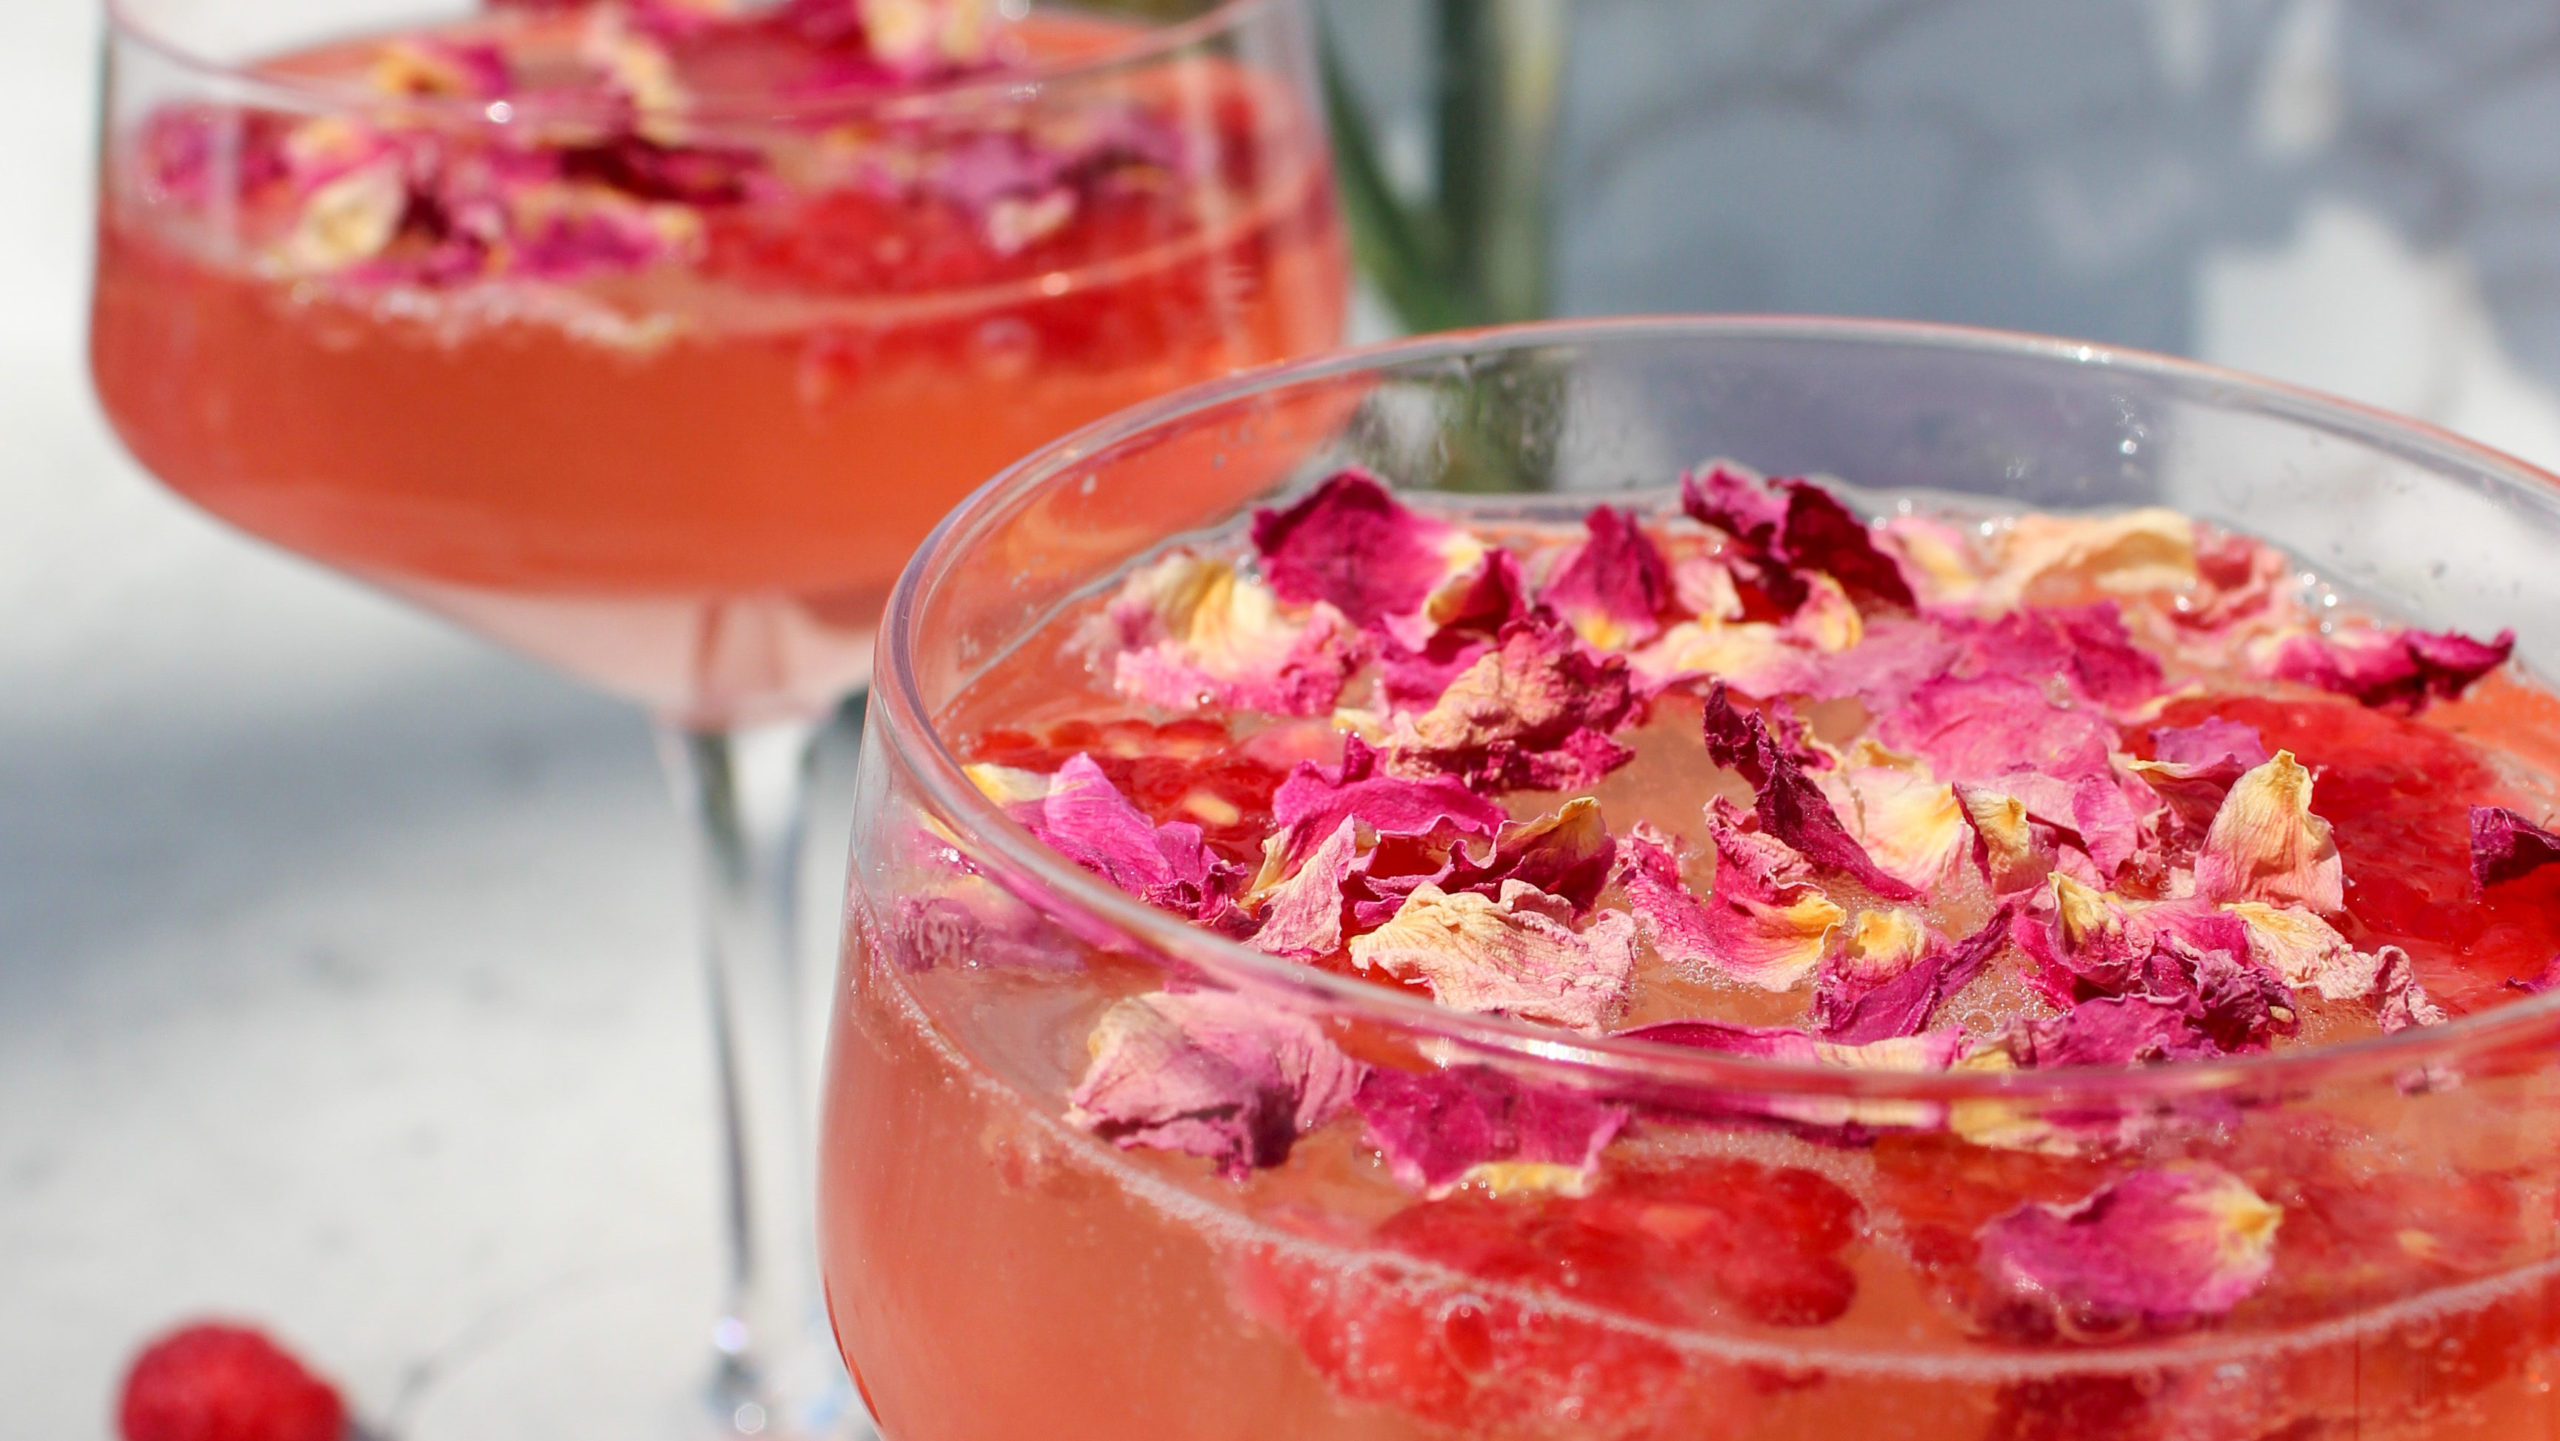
[88,1,1346,1434]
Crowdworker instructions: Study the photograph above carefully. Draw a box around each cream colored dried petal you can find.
[2195,751,2343,912]
[1979,508,2198,611]
[1349,884,1636,1032]
[2226,902,2379,1001]
[282,162,405,272]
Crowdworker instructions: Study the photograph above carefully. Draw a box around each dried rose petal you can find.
[1540,506,1674,650]
[1385,614,1637,794]
[1268,735,1505,869]
[2225,903,2385,1003]
[1349,883,1638,1032]
[1066,990,1364,1179]
[2192,752,2342,913]
[2151,720,2270,770]
[2375,946,2450,1033]
[1948,605,2164,712]
[1681,466,1916,609]
[1702,685,1923,900]
[1973,509,2199,613]
[1818,754,1971,891]
[369,37,512,98]
[1978,1163,2281,1334]
[1033,754,1239,918]
[1440,798,1619,914]
[1988,994,2224,1068]
[2265,625,2512,713]
[1621,1018,1966,1072]
[2470,806,2560,889]
[1248,818,1360,960]
[1813,906,2014,1044]
[1101,553,1368,717]
[1959,785,2061,895]
[1354,1065,1629,1197]
[1876,675,2118,787]
[1251,470,1471,632]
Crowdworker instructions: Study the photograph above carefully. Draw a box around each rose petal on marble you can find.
[2375,946,2450,1033]
[2226,902,2384,1003]
[1248,818,1361,959]
[1102,553,1369,717]
[2470,806,2560,889]
[2192,752,2343,913]
[1876,675,2120,787]
[1385,614,1638,794]
[1978,1164,2281,1334]
[2266,625,2513,713]
[1349,883,1639,1032]
[1812,906,2014,1044]
[1621,1018,1966,1072]
[1066,990,1365,1179]
[1442,798,1620,914]
[1702,685,1925,900]
[1250,470,1468,632]
[1268,735,1506,870]
[1540,505,1675,650]
[1354,1065,1630,1197]
[1974,509,2199,612]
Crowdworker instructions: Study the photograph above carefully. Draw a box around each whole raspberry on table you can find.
[117,1322,347,1441]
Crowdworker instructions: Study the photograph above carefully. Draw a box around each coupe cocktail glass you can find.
[89,2,1344,1434]
[828,317,2560,1440]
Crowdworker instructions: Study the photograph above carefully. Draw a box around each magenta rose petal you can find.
[1385,613,1638,794]
[2470,805,2560,889]
[1540,505,1675,649]
[1812,906,2013,1044]
[2265,624,2512,713]
[1353,1064,1629,1197]
[1269,735,1507,867]
[1250,469,1462,631]
[1702,685,1924,901]
[1978,1164,2283,1335]
[1067,990,1365,1179]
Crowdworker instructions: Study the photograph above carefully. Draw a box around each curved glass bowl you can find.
[825,317,2560,1441]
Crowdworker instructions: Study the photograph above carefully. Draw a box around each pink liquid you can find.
[91,11,1347,725]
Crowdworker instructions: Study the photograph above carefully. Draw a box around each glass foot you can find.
[395,1265,870,1441]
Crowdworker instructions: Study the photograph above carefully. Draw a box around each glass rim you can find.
[875,312,2560,1102]
[103,0,1286,126]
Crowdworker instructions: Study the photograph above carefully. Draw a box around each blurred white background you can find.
[13,0,2560,1435]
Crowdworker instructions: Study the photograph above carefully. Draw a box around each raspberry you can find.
[117,1322,346,1441]
[1235,1159,1863,1437]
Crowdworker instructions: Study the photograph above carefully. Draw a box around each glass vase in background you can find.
[88,1,1345,1435]
[824,316,2560,1440]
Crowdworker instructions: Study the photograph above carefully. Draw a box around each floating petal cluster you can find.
[917,463,2544,1358]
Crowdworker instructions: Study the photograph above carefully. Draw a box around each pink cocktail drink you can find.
[825,321,2560,1440]
[92,1,1345,725]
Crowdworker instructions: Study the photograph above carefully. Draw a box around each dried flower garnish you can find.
[1812,906,2013,1044]
[1265,735,1505,871]
[1353,1065,1629,1197]
[1031,754,1240,920]
[1815,746,1971,892]
[1978,1163,2281,1336]
[1247,818,1360,960]
[1621,1018,1966,1072]
[1681,465,1916,610]
[1702,685,1922,900]
[1251,471,1477,634]
[1383,614,1636,794]
[1066,990,1364,1179]
[2264,624,2513,713]
[1349,883,1638,1032]
[2192,752,2343,913]
[2225,902,2384,1003]
[2124,719,2267,829]
[1100,553,1367,718]
[1876,675,2117,788]
[2470,806,2560,889]
[1540,505,1676,650]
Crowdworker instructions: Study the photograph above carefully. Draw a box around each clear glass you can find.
[85,2,1345,1436]
[827,317,2560,1440]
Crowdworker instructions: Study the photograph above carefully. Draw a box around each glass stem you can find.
[657,714,852,1438]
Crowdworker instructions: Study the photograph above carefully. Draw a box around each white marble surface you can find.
[15,1,2560,1437]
